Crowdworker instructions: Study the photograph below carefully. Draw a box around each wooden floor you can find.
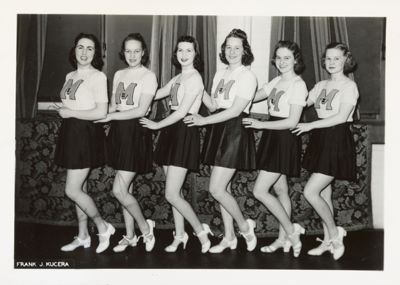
[14,222,383,270]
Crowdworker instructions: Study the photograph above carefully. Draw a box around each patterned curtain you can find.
[16,15,47,119]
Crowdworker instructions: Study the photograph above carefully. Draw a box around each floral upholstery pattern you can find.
[15,114,372,237]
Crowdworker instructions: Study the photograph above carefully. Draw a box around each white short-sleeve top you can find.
[211,65,257,114]
[262,75,308,118]
[308,78,359,122]
[168,71,204,114]
[112,66,157,114]
[60,69,108,110]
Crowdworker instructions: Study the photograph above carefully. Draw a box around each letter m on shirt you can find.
[213,79,235,100]
[315,89,339,111]
[115,82,137,105]
[60,79,83,100]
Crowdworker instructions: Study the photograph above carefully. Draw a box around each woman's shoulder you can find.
[241,66,256,77]
[342,77,357,87]
[292,76,307,88]
[314,79,328,88]
[187,70,203,80]
[113,68,124,79]
[239,67,257,83]
[267,75,282,85]
[141,67,157,80]
[65,71,76,79]
[184,71,204,87]
[90,69,107,80]
[214,68,226,78]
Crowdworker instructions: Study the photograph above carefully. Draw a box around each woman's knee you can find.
[65,187,79,201]
[209,184,225,200]
[165,191,181,205]
[303,186,318,202]
[274,184,288,197]
[253,187,266,201]
[112,186,128,202]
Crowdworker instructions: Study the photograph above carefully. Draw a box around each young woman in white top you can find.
[140,35,212,253]
[292,42,359,260]
[242,40,307,257]
[184,29,257,253]
[95,33,157,252]
[55,33,115,254]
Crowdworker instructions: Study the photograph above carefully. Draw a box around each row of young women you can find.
[54,28,359,261]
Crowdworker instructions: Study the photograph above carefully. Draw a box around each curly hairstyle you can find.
[69,33,104,70]
[271,40,305,75]
[219,29,254,66]
[171,35,203,72]
[119,33,150,66]
[321,42,357,75]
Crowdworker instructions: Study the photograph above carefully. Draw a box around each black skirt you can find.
[106,118,153,174]
[202,111,256,170]
[303,122,356,181]
[54,118,105,169]
[154,117,200,171]
[256,116,301,177]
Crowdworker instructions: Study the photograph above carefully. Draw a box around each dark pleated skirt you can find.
[154,117,200,171]
[106,118,153,174]
[303,122,356,181]
[54,118,105,169]
[256,116,301,177]
[202,111,256,170]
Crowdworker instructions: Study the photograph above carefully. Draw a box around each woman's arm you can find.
[305,97,314,107]
[292,102,354,135]
[185,71,256,126]
[59,102,108,121]
[202,90,218,112]
[252,88,268,103]
[95,92,155,123]
[243,104,303,130]
[184,96,250,126]
[108,91,117,113]
[140,75,201,130]
[154,78,175,100]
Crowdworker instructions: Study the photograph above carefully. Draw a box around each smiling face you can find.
[75,38,95,68]
[224,37,244,67]
[324,48,347,75]
[275,47,296,74]
[176,41,195,68]
[124,39,144,68]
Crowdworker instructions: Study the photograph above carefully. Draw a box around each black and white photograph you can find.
[2,0,400,284]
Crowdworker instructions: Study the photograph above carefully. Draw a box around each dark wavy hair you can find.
[119,33,150,66]
[69,33,104,70]
[321,42,357,75]
[219,29,254,66]
[171,35,203,72]
[271,40,305,75]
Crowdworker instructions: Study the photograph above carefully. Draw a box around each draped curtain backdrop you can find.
[270,17,359,120]
[149,15,217,120]
[16,15,47,119]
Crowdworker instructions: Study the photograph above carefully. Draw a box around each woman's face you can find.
[224,37,244,66]
[176,41,196,68]
[124,39,144,68]
[275,47,296,74]
[324,48,347,75]
[75,38,95,67]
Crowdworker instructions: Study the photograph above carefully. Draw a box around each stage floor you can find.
[14,222,383,270]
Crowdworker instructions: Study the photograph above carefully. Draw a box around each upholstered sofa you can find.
[15,113,372,237]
